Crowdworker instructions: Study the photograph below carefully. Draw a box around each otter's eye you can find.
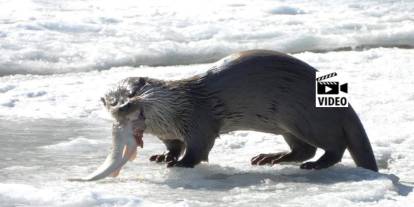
[127,89,135,98]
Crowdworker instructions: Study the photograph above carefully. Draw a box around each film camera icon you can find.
[316,72,348,95]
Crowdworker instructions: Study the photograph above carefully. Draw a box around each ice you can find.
[1,0,414,206]
[0,183,159,207]
[266,6,305,15]
[40,136,106,152]
[0,116,413,206]
[1,0,414,75]
[0,85,15,93]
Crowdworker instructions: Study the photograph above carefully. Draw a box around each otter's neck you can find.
[143,84,193,139]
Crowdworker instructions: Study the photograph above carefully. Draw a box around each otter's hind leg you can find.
[150,140,184,163]
[300,148,346,170]
[251,133,316,165]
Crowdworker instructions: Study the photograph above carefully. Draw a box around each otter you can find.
[73,50,378,181]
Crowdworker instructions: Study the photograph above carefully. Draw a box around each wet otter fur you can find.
[110,50,378,171]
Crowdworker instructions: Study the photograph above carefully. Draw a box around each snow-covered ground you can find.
[1,0,414,75]
[1,0,414,206]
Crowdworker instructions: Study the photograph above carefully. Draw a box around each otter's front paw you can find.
[149,152,177,163]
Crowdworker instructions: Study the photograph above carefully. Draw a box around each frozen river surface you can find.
[1,0,414,206]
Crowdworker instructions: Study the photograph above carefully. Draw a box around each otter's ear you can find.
[138,77,147,85]
[100,97,106,106]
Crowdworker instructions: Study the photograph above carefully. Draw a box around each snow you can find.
[40,136,106,152]
[0,120,412,207]
[1,0,414,75]
[266,6,306,15]
[0,0,414,206]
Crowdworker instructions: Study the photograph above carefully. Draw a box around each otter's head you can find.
[101,77,149,123]
[102,77,179,138]
[101,77,154,151]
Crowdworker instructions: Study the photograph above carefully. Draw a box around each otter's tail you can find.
[343,107,378,172]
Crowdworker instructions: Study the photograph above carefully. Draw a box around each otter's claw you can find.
[166,160,195,168]
[149,152,177,163]
[251,152,288,165]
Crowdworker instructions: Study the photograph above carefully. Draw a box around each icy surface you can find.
[1,0,414,75]
[0,117,413,207]
[1,0,414,206]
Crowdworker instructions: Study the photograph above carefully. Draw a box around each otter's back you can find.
[198,50,317,132]
[203,50,316,107]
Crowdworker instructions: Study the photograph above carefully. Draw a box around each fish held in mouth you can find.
[69,78,149,182]
[69,117,145,182]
